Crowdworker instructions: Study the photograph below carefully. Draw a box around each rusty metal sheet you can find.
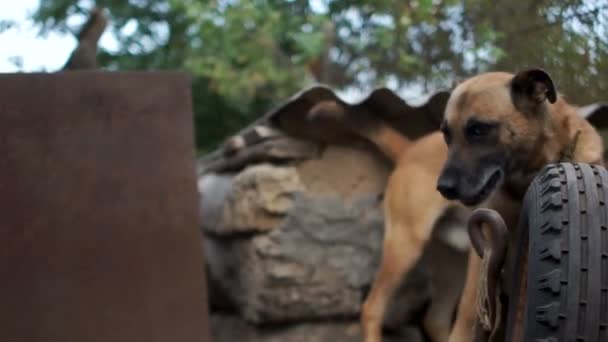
[0,71,211,342]
[267,86,450,143]
[197,86,450,174]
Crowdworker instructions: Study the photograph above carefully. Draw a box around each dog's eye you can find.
[465,119,496,143]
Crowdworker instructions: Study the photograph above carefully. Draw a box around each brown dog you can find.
[309,69,604,342]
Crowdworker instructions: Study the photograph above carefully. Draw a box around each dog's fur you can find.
[309,69,604,342]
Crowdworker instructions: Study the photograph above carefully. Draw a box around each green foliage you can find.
[30,0,608,152]
[465,0,608,105]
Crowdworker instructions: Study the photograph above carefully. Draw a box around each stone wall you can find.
[199,143,469,341]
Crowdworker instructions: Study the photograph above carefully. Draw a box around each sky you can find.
[1,0,73,71]
[0,0,118,72]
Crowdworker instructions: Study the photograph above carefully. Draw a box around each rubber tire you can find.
[506,162,608,342]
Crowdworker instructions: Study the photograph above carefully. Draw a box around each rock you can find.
[205,193,384,323]
[198,173,233,233]
[296,145,391,200]
[210,313,424,342]
[200,147,394,322]
[199,164,305,235]
[199,145,390,236]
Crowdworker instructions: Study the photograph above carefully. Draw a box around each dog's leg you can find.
[361,168,448,342]
[424,314,452,342]
[423,290,460,342]
[448,250,481,342]
[361,219,433,342]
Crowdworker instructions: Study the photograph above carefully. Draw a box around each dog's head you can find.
[436,69,557,206]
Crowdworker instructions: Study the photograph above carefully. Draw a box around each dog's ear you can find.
[510,69,557,109]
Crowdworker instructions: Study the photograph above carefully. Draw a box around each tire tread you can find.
[525,163,608,342]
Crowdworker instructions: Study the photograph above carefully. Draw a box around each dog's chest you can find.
[485,190,522,231]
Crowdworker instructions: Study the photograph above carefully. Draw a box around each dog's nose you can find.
[437,177,459,200]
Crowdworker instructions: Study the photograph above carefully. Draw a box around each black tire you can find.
[506,162,608,342]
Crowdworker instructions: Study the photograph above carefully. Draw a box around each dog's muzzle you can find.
[437,175,460,200]
[437,163,504,206]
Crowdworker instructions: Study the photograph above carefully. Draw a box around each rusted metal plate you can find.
[197,86,450,174]
[0,71,211,342]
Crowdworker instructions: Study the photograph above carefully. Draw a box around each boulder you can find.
[205,192,384,323]
[199,164,305,235]
[199,145,390,235]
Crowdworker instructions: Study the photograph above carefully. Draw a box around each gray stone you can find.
[205,193,384,323]
[210,314,424,342]
[199,164,304,235]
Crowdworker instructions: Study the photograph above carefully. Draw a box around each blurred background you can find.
[3,2,608,341]
[1,0,607,152]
